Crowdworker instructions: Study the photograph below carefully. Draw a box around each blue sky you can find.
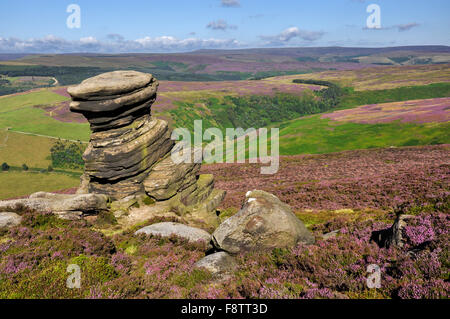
[0,0,449,53]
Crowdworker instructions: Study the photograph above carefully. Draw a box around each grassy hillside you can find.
[0,107,90,141]
[338,82,450,108]
[0,63,449,199]
[275,64,450,91]
[0,89,68,113]
[0,131,54,168]
[0,171,79,199]
[278,115,449,155]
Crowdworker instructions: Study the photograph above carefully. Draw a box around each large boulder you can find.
[0,212,22,228]
[212,190,314,254]
[135,222,212,247]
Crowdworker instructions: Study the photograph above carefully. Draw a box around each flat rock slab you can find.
[322,230,340,240]
[0,192,108,213]
[212,190,315,254]
[135,222,212,247]
[67,70,153,100]
[0,212,22,228]
[194,252,237,275]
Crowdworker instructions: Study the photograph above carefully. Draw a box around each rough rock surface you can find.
[67,70,154,101]
[194,252,237,275]
[0,212,22,228]
[212,190,315,254]
[0,192,108,215]
[135,222,211,247]
[144,146,201,201]
[68,70,225,227]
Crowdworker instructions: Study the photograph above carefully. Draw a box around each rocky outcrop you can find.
[68,70,225,227]
[0,192,108,219]
[212,190,314,254]
[0,212,22,228]
[69,71,173,198]
[135,222,212,247]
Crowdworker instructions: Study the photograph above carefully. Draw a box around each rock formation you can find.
[68,71,172,198]
[68,70,225,227]
[0,192,108,220]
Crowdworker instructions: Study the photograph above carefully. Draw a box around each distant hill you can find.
[0,45,449,94]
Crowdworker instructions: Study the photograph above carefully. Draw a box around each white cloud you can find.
[221,0,240,7]
[79,36,99,44]
[260,27,324,45]
[207,19,237,31]
[0,34,243,53]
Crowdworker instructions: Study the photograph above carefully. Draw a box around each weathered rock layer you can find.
[67,70,225,227]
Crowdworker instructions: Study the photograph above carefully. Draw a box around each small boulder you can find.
[212,190,314,254]
[322,229,340,240]
[371,214,420,249]
[135,222,212,247]
[0,212,22,228]
[194,252,237,275]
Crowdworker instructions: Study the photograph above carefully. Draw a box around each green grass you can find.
[0,107,90,141]
[0,88,89,141]
[339,82,450,109]
[0,171,80,200]
[0,131,54,168]
[0,89,68,113]
[278,115,450,155]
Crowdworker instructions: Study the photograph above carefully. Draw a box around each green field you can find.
[339,82,450,109]
[0,171,80,200]
[278,115,450,155]
[0,89,68,113]
[0,90,87,199]
[0,88,89,141]
[0,130,54,168]
[0,107,90,141]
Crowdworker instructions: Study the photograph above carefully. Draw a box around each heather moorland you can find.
[0,48,449,300]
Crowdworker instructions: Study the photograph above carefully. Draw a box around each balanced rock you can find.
[69,70,225,228]
[68,71,173,198]
[0,212,22,228]
[212,190,314,254]
[135,222,212,247]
